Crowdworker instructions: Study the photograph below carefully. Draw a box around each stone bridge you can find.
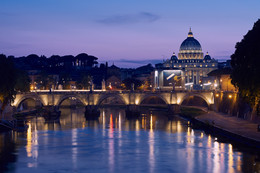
[12,90,215,114]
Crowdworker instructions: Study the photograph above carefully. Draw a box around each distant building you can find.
[155,28,218,90]
[106,75,122,90]
[105,64,122,90]
[208,68,237,91]
[107,64,121,79]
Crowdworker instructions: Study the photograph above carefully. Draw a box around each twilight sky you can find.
[0,0,260,67]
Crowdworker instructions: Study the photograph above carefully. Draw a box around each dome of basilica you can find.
[179,28,202,52]
[180,37,202,51]
[178,28,204,59]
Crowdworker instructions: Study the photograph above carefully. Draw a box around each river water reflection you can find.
[0,107,260,173]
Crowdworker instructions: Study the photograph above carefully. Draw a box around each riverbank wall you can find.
[179,107,260,149]
[192,115,260,149]
[213,91,259,122]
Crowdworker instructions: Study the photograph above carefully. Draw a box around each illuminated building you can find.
[207,68,237,91]
[155,28,218,90]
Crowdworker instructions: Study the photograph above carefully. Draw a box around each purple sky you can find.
[0,0,260,67]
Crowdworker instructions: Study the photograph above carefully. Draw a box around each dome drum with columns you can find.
[154,28,218,90]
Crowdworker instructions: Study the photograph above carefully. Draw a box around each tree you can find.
[15,69,30,92]
[36,71,49,90]
[75,53,98,67]
[76,73,91,89]
[231,19,260,117]
[0,54,30,119]
[59,72,72,89]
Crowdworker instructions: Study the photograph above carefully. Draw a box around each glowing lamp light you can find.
[229,144,233,153]
[185,82,193,86]
[155,70,158,77]
[228,94,232,99]
[216,94,219,97]
[203,82,212,86]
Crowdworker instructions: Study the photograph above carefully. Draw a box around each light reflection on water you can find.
[0,107,260,173]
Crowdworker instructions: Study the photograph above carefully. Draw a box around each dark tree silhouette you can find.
[0,54,30,118]
[59,72,72,89]
[75,53,98,67]
[76,73,91,89]
[231,19,260,116]
[15,69,30,92]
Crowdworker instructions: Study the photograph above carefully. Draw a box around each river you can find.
[0,107,260,173]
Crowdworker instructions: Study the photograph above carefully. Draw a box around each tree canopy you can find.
[231,19,260,110]
[0,54,30,117]
[76,73,91,89]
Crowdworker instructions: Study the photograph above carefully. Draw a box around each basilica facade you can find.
[154,29,218,90]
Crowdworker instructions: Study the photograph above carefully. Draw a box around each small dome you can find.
[171,52,178,60]
[204,52,211,60]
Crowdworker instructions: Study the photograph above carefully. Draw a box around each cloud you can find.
[97,12,160,25]
[103,59,162,68]
[116,59,161,64]
[99,58,163,68]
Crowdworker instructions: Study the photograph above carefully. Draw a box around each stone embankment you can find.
[193,110,260,148]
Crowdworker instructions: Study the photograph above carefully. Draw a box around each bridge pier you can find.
[168,104,180,115]
[126,104,140,119]
[209,104,214,111]
[85,105,100,120]
[42,106,61,122]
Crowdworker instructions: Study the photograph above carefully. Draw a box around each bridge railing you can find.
[16,89,219,95]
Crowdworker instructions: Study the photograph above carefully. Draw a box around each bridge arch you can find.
[139,94,168,105]
[179,93,211,107]
[97,94,126,106]
[57,94,86,107]
[15,94,44,109]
